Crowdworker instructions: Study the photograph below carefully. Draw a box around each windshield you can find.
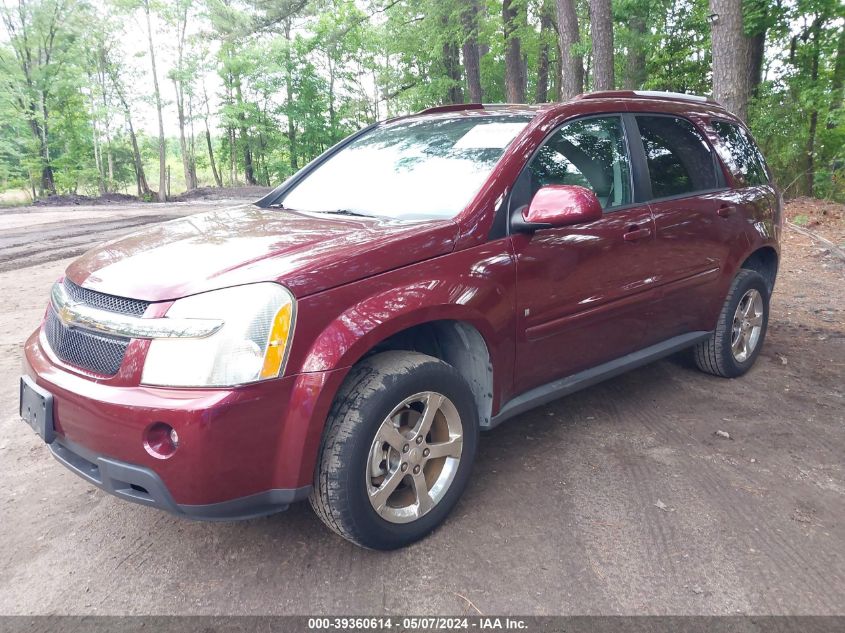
[281,116,531,220]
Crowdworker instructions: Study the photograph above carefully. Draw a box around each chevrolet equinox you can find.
[20,91,781,549]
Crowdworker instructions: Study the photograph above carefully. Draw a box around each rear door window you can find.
[636,116,719,199]
[710,120,770,186]
[527,116,632,210]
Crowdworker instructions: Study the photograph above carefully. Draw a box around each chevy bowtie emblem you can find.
[58,299,79,324]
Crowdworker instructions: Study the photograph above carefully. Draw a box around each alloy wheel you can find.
[731,288,764,362]
[366,391,463,524]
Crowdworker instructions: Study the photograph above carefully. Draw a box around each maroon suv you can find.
[20,91,781,549]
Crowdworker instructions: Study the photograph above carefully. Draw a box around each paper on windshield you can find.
[453,122,527,149]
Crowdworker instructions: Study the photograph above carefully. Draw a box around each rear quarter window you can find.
[710,120,770,187]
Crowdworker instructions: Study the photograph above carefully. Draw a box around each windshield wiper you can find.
[318,209,375,218]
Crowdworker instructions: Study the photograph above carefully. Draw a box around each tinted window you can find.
[711,121,769,186]
[527,116,631,209]
[637,116,718,199]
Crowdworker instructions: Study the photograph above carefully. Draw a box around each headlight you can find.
[141,283,295,387]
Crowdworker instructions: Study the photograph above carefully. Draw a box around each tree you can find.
[556,0,583,99]
[461,0,483,102]
[167,0,198,191]
[0,0,78,195]
[0,0,841,203]
[140,0,167,200]
[105,48,152,197]
[710,0,754,121]
[535,0,555,102]
[503,0,525,101]
[201,80,223,187]
[589,0,614,90]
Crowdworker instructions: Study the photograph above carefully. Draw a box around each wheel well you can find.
[365,320,494,427]
[740,247,778,295]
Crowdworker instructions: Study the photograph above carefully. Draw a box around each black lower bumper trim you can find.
[49,438,311,521]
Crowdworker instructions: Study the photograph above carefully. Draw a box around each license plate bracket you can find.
[19,376,55,444]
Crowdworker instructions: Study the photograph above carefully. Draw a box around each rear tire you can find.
[310,351,479,550]
[693,269,770,378]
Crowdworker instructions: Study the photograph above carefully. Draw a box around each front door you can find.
[510,115,660,395]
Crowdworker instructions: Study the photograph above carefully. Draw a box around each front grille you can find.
[44,280,148,376]
[63,279,149,317]
[44,307,129,376]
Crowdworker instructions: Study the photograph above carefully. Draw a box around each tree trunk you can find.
[173,7,196,191]
[804,17,823,197]
[108,64,151,198]
[748,31,765,95]
[444,41,464,103]
[89,90,106,195]
[284,19,298,172]
[205,126,223,188]
[38,128,55,195]
[441,12,464,105]
[174,78,197,191]
[536,2,554,102]
[623,16,647,89]
[234,79,256,185]
[829,26,845,127]
[503,0,526,102]
[461,0,483,102]
[709,0,753,121]
[125,111,150,198]
[327,53,337,136]
[229,126,237,184]
[96,58,115,189]
[556,0,584,99]
[589,0,614,91]
[143,0,167,201]
[202,83,223,187]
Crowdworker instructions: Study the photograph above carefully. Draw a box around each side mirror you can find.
[513,185,603,232]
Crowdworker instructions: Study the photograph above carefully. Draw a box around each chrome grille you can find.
[44,307,129,376]
[63,279,149,317]
[43,280,148,376]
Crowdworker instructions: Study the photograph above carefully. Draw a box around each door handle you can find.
[623,226,652,242]
[717,205,737,218]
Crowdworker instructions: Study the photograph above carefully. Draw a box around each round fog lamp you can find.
[144,422,179,459]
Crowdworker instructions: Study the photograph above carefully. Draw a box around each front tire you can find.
[310,351,479,550]
[693,269,770,378]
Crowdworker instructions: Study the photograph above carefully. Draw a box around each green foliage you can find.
[0,0,842,201]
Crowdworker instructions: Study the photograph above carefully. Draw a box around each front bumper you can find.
[22,328,347,518]
[50,436,310,520]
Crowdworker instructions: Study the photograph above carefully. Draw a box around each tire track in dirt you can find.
[0,215,182,273]
[629,365,845,612]
[584,379,701,610]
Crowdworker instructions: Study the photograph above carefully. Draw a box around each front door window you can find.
[527,116,632,210]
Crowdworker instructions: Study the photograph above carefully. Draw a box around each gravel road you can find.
[0,199,843,615]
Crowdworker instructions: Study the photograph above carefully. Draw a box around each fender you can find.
[274,240,518,488]
[286,240,518,406]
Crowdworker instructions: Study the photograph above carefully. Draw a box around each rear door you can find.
[708,119,780,250]
[629,114,739,342]
[510,115,659,394]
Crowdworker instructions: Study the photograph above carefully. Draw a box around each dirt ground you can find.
[0,196,842,615]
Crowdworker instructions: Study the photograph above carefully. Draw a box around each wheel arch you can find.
[740,246,779,295]
[359,319,494,427]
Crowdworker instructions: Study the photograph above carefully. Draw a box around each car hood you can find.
[66,204,459,301]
